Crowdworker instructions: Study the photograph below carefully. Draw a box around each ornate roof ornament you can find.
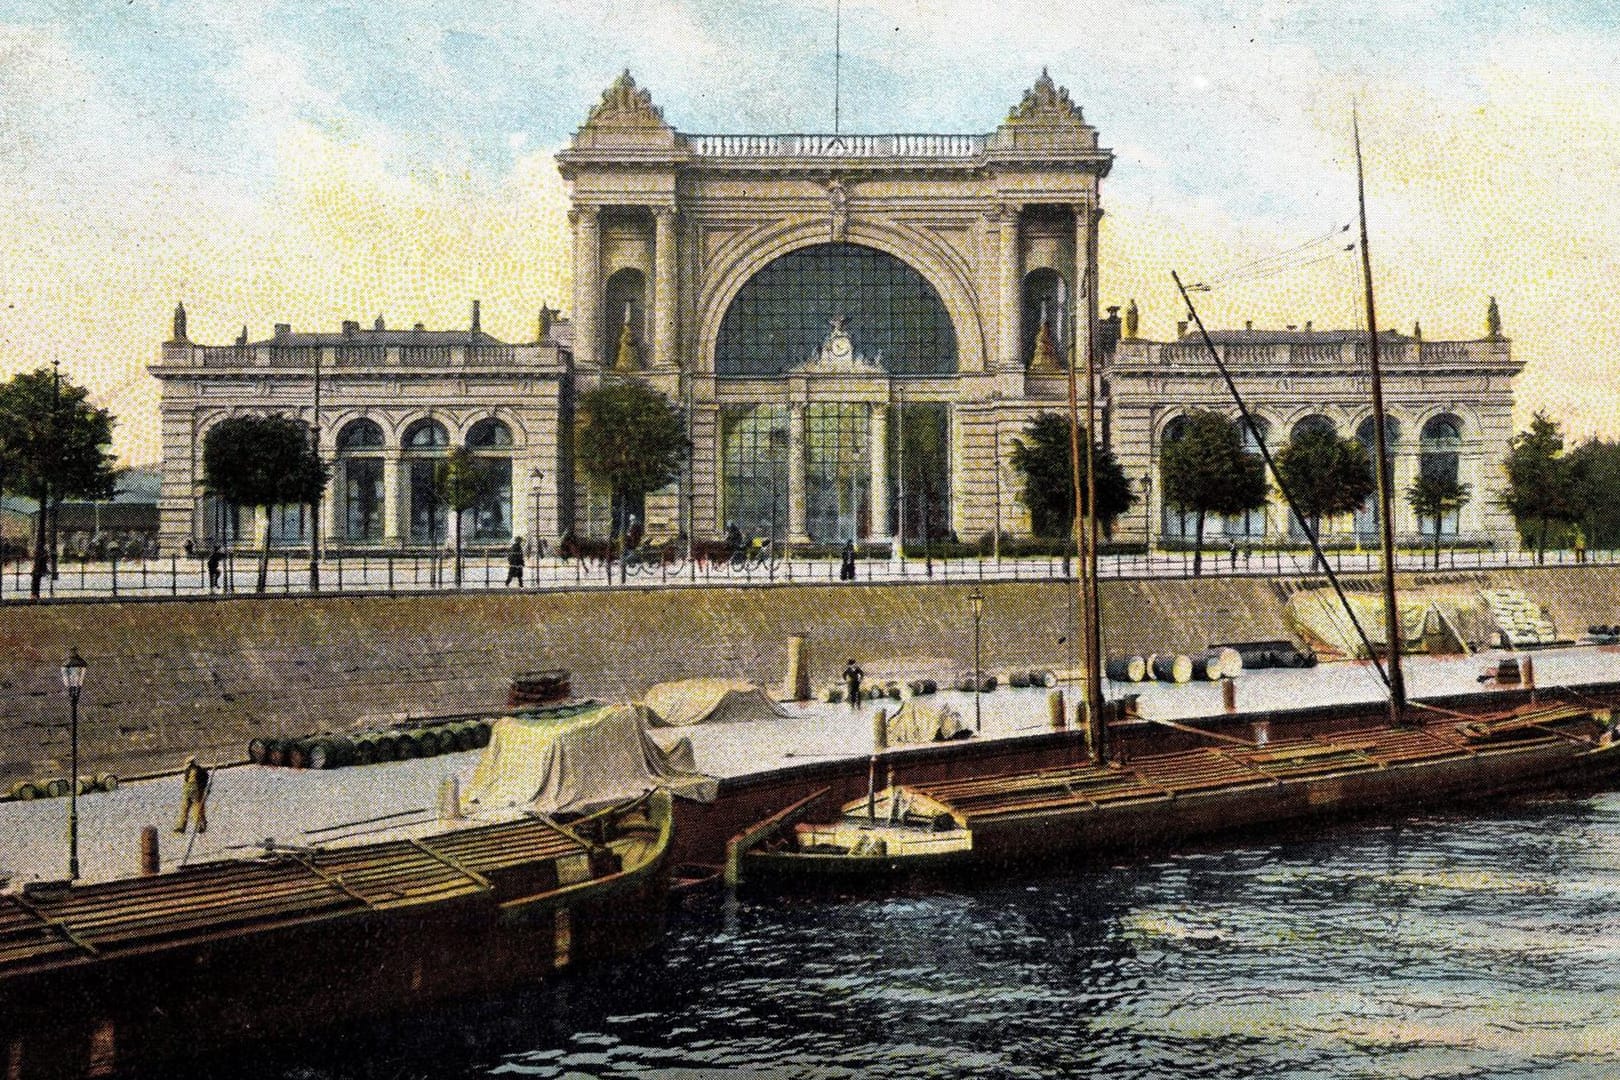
[1006,68,1084,125]
[793,315,885,375]
[585,70,668,129]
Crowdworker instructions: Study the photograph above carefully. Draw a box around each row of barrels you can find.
[1106,648,1244,685]
[6,774,120,802]
[825,679,941,704]
[248,720,494,770]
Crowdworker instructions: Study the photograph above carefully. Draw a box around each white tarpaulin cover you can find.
[884,699,967,745]
[642,678,789,727]
[463,703,718,815]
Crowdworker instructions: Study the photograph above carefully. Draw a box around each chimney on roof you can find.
[414,322,425,332]
[1286,324,1297,331]
[342,320,359,336]
[274,323,290,338]
[1176,320,1188,338]
[471,299,482,336]
[538,303,557,342]
[374,315,385,331]
[1244,319,1253,331]
[1305,320,1313,332]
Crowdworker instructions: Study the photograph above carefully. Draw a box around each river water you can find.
[176,788,1620,1080]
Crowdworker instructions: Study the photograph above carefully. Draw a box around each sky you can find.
[3,0,1619,465]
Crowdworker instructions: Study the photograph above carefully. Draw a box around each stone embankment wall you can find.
[3,566,1619,788]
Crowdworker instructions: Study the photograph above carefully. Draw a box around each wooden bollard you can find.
[1523,655,1536,700]
[439,776,463,822]
[140,826,160,876]
[1079,702,1096,761]
[872,708,889,752]
[784,635,810,702]
[1222,677,1237,713]
[1048,689,1066,731]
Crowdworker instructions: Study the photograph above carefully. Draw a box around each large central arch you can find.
[714,242,959,376]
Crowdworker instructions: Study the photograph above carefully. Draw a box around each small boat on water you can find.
[0,791,673,1080]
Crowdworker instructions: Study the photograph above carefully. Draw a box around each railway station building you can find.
[150,71,1521,555]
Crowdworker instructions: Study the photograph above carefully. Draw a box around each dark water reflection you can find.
[184,792,1620,1079]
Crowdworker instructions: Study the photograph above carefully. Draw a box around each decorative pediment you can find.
[1006,68,1085,125]
[584,70,670,131]
[792,315,885,375]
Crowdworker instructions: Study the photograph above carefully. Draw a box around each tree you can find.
[1407,472,1472,569]
[1500,411,1575,564]
[1159,411,1269,576]
[1273,425,1376,564]
[575,380,687,538]
[202,414,328,593]
[435,447,490,587]
[0,367,117,599]
[1008,413,1135,540]
[1567,438,1620,550]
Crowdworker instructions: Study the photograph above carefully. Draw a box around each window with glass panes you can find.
[721,406,790,540]
[805,403,870,542]
[716,244,957,376]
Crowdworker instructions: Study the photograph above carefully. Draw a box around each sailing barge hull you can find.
[0,794,672,1080]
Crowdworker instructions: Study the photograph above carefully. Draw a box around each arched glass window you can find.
[1419,415,1464,537]
[1354,415,1401,541]
[604,268,648,369]
[1223,417,1270,539]
[337,419,385,543]
[1160,416,1194,541]
[1288,415,1339,539]
[465,418,514,542]
[721,406,790,542]
[1021,268,1069,367]
[716,243,958,376]
[403,418,449,544]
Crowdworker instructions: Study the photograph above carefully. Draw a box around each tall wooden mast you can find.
[1354,109,1408,725]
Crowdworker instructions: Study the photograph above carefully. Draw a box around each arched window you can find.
[604,268,648,369]
[403,418,450,544]
[465,418,514,542]
[1287,415,1339,539]
[1223,417,1270,539]
[1420,415,1464,537]
[721,406,790,542]
[1021,268,1068,368]
[336,419,386,543]
[1160,416,1194,541]
[1354,415,1401,541]
[716,243,958,376]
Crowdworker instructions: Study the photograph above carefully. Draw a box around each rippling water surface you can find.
[191,792,1620,1080]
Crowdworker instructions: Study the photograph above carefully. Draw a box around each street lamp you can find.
[968,587,985,733]
[1141,472,1154,563]
[60,648,87,881]
[530,467,545,557]
[769,429,787,582]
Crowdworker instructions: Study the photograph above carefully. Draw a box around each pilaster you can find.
[654,207,679,369]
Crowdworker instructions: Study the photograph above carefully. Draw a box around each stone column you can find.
[870,403,890,541]
[321,463,340,548]
[787,403,807,543]
[999,205,1022,370]
[572,207,601,368]
[383,455,403,544]
[653,207,678,370]
[1075,204,1094,378]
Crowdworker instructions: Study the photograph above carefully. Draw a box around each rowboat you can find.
[731,704,1620,888]
[0,790,673,1080]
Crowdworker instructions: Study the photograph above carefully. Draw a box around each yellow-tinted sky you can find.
[3,1,1618,464]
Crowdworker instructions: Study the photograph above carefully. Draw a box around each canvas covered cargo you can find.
[463,703,718,815]
[642,678,789,727]
[882,699,968,745]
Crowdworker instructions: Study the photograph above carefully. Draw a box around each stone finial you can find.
[171,301,188,343]
[471,299,482,336]
[1486,295,1502,338]
[584,70,667,129]
[236,325,248,346]
[1006,67,1086,125]
[1029,301,1061,373]
[1413,320,1422,341]
[1125,298,1140,339]
[538,304,557,342]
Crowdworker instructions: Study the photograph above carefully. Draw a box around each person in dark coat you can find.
[843,659,864,710]
[206,544,222,590]
[175,756,209,834]
[506,537,525,586]
[840,539,857,581]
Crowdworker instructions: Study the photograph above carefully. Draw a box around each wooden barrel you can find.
[1213,648,1243,679]
[1030,670,1058,688]
[8,781,39,801]
[1105,656,1147,683]
[352,736,380,766]
[471,720,493,748]
[44,778,71,798]
[1009,670,1031,688]
[1192,651,1235,681]
[373,733,401,761]
[247,737,271,765]
[264,739,291,767]
[308,737,353,770]
[1151,654,1193,683]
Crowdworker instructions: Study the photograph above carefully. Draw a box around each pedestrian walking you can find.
[1228,538,1238,570]
[840,539,857,581]
[506,536,526,586]
[206,544,222,590]
[843,658,864,710]
[175,756,209,835]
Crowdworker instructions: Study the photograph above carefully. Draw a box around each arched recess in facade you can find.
[701,230,976,545]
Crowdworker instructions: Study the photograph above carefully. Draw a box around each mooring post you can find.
[1222,677,1237,713]
[1048,689,1066,731]
[140,826,159,876]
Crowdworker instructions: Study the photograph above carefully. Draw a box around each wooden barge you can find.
[0,792,672,1080]
[731,703,1620,887]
